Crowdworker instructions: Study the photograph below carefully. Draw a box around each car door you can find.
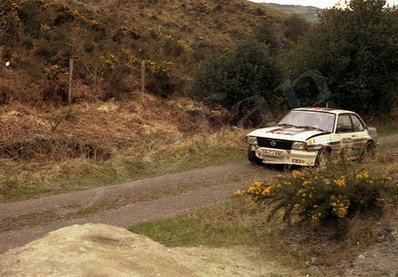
[334,114,355,158]
[349,114,368,159]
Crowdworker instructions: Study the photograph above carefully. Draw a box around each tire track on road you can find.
[0,162,277,253]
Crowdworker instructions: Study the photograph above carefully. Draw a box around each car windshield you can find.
[278,110,336,133]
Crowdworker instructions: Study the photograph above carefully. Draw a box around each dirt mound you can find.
[0,224,195,276]
[0,224,290,276]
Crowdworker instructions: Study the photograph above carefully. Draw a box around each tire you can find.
[248,148,263,165]
[360,141,374,161]
[315,148,330,169]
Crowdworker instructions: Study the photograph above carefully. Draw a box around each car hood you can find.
[247,126,328,141]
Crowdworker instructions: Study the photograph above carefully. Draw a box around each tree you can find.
[191,40,282,109]
[285,0,398,115]
[253,20,279,52]
[284,15,311,43]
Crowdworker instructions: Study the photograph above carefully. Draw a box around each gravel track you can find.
[1,133,397,272]
[0,161,276,254]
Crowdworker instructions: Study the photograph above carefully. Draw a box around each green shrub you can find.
[147,68,175,98]
[0,1,23,41]
[284,15,311,43]
[43,64,64,81]
[163,38,185,57]
[191,40,282,109]
[146,61,175,97]
[17,0,49,38]
[253,20,279,51]
[236,158,398,235]
[285,0,398,115]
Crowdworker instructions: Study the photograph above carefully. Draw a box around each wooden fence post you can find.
[68,58,74,107]
[141,60,146,93]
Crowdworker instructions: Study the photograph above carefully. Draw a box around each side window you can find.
[336,114,353,133]
[350,115,365,132]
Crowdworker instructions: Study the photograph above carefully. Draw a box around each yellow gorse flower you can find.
[356,171,369,180]
[292,170,303,178]
[234,189,245,197]
[334,176,346,187]
[247,181,264,195]
[261,185,274,197]
[330,195,350,218]
[336,206,348,218]
[311,212,322,224]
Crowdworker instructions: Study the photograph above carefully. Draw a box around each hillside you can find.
[262,3,320,21]
[0,0,287,105]
[0,0,292,195]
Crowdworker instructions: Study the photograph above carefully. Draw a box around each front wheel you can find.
[248,148,263,165]
[315,148,330,169]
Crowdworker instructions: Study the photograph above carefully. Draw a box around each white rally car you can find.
[246,107,378,167]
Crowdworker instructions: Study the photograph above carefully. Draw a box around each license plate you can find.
[259,149,284,158]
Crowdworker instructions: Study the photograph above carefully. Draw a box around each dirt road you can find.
[0,133,396,259]
[0,161,276,254]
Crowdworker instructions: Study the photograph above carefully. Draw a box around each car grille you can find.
[257,138,292,150]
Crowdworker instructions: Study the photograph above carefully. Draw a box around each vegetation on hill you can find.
[284,0,398,115]
[191,0,398,119]
[262,2,321,22]
[191,40,282,108]
[0,0,292,200]
[0,0,287,104]
[1,0,397,113]
[0,0,398,201]
[3,0,395,116]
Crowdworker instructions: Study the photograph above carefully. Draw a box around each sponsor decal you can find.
[292,159,305,164]
[269,128,308,136]
[271,130,288,135]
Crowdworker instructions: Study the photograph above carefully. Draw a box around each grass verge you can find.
[129,191,397,276]
[130,198,309,272]
[130,198,262,248]
[0,145,245,202]
[129,156,398,276]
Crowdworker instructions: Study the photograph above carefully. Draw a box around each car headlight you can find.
[247,136,257,145]
[292,141,307,150]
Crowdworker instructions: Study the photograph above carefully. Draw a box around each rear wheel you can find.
[248,148,263,165]
[360,141,374,161]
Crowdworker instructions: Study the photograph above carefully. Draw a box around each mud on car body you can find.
[246,107,378,167]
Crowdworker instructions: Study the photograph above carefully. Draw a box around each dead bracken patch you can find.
[0,92,232,162]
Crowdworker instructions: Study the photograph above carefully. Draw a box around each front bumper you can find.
[250,145,318,166]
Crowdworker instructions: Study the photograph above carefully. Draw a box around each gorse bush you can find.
[191,40,282,109]
[1,0,287,104]
[236,158,398,234]
[0,0,201,101]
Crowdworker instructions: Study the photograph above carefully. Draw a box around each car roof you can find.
[292,107,357,115]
